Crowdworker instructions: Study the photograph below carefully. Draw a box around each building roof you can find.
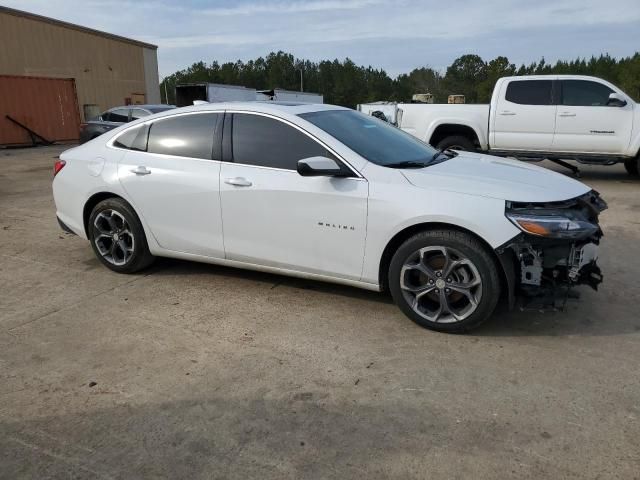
[0,6,157,50]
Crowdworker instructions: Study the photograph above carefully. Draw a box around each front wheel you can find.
[435,135,475,152]
[624,157,639,176]
[388,230,500,333]
[88,198,155,273]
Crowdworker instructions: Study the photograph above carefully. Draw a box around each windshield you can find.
[299,110,439,167]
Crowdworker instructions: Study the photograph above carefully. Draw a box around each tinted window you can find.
[131,108,150,120]
[113,124,148,151]
[232,114,328,170]
[300,110,438,167]
[147,113,218,159]
[505,80,553,105]
[106,108,130,123]
[561,80,614,106]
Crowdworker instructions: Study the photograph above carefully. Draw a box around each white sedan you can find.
[52,102,606,332]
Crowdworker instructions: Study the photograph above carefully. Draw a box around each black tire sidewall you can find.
[88,198,153,273]
[388,230,500,333]
[436,135,475,152]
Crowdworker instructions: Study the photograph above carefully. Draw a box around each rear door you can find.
[492,79,557,151]
[117,111,225,258]
[552,79,633,154]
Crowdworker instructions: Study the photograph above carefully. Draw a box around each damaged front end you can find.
[497,190,607,309]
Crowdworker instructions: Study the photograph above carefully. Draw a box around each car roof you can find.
[169,102,348,116]
[108,104,175,110]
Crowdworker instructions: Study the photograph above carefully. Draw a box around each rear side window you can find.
[131,108,150,120]
[147,113,219,159]
[561,80,614,106]
[105,109,130,122]
[505,80,553,105]
[232,113,328,170]
[113,124,148,151]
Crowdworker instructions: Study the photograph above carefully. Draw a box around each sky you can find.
[6,0,640,78]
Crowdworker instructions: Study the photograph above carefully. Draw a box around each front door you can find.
[117,112,226,258]
[220,112,368,280]
[492,79,557,151]
[552,79,633,154]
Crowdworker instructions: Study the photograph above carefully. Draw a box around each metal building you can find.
[0,6,160,145]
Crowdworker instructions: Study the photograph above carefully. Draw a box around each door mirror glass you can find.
[607,92,627,107]
[297,156,349,177]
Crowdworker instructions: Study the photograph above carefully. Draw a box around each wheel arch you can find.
[428,123,481,149]
[83,192,128,237]
[377,221,514,305]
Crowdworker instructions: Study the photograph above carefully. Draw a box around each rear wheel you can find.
[435,135,475,152]
[388,229,500,333]
[624,157,639,176]
[88,198,154,273]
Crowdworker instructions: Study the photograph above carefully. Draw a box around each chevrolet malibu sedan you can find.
[53,102,606,332]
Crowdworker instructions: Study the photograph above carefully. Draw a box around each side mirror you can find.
[607,92,627,107]
[297,156,350,177]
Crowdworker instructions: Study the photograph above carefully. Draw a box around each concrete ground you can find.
[1,145,639,479]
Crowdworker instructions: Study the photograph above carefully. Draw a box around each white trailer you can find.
[175,83,256,107]
[256,89,323,104]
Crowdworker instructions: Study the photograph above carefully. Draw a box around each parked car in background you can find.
[53,103,606,333]
[359,75,640,176]
[79,104,175,143]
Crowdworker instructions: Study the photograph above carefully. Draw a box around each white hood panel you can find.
[401,152,590,202]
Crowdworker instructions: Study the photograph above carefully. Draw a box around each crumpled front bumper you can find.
[497,190,606,306]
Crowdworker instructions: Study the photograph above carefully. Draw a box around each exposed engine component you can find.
[499,190,607,306]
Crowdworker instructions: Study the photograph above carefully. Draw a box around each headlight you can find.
[506,213,599,239]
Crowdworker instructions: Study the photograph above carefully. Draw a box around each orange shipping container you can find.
[0,75,81,145]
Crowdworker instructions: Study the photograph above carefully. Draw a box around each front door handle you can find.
[224,177,252,187]
[558,112,576,117]
[131,166,151,175]
[500,111,516,115]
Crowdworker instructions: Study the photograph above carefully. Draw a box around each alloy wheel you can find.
[92,209,135,266]
[399,245,482,323]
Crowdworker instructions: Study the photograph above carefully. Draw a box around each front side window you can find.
[299,110,438,167]
[505,80,553,105]
[561,80,614,106]
[147,113,219,159]
[232,114,329,170]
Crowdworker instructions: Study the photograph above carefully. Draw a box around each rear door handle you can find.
[131,166,151,175]
[224,177,252,187]
[499,111,516,116]
[558,112,576,117]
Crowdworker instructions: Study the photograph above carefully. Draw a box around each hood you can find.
[401,152,590,202]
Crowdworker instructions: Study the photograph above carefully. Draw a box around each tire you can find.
[436,135,475,152]
[388,229,500,333]
[624,157,639,176]
[88,198,155,273]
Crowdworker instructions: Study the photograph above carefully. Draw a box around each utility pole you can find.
[297,68,303,92]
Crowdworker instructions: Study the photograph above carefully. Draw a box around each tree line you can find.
[160,51,640,107]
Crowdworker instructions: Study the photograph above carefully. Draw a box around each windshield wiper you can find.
[385,160,430,169]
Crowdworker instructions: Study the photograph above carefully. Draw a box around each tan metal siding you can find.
[0,75,81,145]
[0,11,159,121]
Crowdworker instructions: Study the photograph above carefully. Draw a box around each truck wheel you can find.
[436,135,475,152]
[624,157,639,176]
[388,229,500,333]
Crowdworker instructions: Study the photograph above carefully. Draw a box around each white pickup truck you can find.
[358,75,640,176]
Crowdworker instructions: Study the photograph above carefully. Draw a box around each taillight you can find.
[53,159,66,177]
[79,123,87,131]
